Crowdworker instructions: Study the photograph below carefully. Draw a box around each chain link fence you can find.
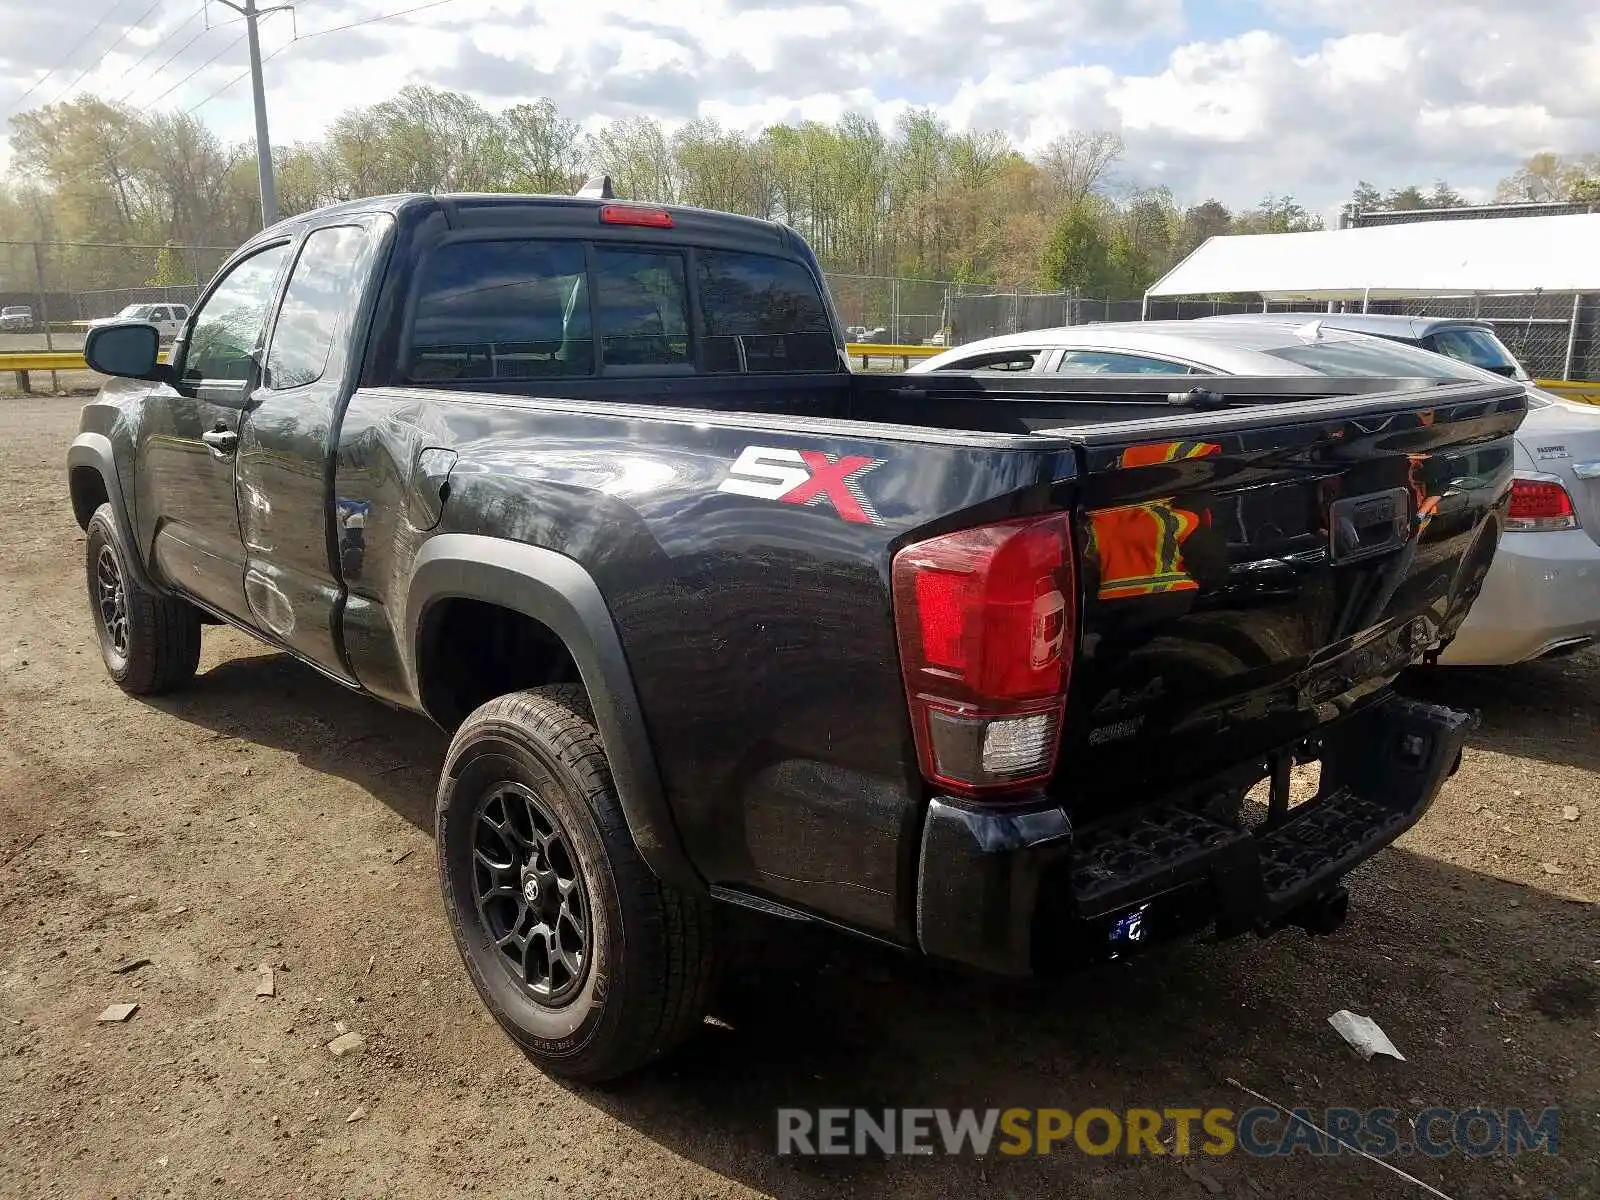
[822,273,960,346]
[1,241,234,354]
[8,243,1593,382]
[1361,293,1594,382]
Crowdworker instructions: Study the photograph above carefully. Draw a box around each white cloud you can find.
[2,0,1597,213]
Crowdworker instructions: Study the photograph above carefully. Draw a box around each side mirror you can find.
[84,322,171,382]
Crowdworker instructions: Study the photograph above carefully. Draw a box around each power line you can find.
[120,18,230,103]
[293,0,457,42]
[115,13,248,103]
[187,41,287,113]
[185,0,458,113]
[104,7,207,93]
[142,30,250,108]
[7,0,137,113]
[43,0,168,107]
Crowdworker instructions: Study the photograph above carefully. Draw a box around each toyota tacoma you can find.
[69,187,1524,1079]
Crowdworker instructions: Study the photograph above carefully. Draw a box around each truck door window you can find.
[593,248,690,368]
[695,250,837,374]
[182,244,289,386]
[265,225,375,390]
[408,240,592,381]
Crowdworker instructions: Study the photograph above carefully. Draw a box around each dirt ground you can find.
[1,392,1596,1200]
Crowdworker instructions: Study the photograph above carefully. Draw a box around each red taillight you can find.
[599,204,674,228]
[892,514,1076,798]
[1507,477,1578,532]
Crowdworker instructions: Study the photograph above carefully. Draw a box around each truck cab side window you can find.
[266,225,375,390]
[696,250,837,374]
[408,240,592,381]
[182,244,289,386]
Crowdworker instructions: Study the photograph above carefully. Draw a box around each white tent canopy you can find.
[1145,212,1600,302]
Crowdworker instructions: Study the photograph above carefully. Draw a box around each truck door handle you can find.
[201,428,239,456]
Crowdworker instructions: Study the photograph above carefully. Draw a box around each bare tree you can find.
[1037,130,1124,207]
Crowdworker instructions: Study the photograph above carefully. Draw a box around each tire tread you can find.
[442,685,716,1080]
[87,504,201,695]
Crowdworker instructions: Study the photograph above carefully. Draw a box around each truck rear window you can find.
[404,239,836,381]
[594,248,690,368]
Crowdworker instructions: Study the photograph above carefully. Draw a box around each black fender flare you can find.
[406,534,703,894]
[68,433,159,593]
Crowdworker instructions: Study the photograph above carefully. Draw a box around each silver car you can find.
[1199,311,1532,381]
[0,305,33,332]
[913,320,1600,666]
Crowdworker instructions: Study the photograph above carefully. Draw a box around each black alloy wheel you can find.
[471,780,591,1004]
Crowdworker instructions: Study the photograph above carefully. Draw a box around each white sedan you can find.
[914,320,1600,666]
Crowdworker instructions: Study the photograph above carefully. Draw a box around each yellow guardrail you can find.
[1,348,170,392]
[2,351,96,371]
[1536,378,1600,404]
[847,342,943,368]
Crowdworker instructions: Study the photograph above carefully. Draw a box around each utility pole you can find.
[212,0,293,228]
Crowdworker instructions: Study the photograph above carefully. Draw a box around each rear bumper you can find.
[915,695,1475,977]
[1439,529,1600,665]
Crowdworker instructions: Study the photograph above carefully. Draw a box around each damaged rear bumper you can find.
[914,695,1475,977]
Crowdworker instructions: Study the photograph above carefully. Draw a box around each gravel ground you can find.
[1,392,1596,1200]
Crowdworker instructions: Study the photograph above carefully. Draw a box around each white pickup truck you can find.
[88,302,190,342]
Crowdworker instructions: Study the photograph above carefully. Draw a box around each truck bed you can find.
[333,370,1524,963]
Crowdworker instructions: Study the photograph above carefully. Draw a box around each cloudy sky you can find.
[3,0,1598,214]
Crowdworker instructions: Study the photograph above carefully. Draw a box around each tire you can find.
[85,503,202,695]
[436,685,717,1081]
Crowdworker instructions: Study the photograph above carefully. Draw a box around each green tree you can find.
[1383,184,1429,211]
[1040,198,1113,292]
[1235,193,1323,234]
[1342,180,1382,223]
[1181,199,1233,253]
[499,99,585,195]
[144,243,192,286]
[1108,188,1179,293]
[589,116,678,204]
[1427,179,1466,208]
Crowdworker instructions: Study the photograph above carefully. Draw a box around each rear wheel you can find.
[85,504,202,695]
[436,685,717,1081]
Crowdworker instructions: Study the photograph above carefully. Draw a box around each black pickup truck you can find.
[69,189,1524,1080]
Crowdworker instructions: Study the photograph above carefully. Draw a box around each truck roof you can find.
[255,192,796,257]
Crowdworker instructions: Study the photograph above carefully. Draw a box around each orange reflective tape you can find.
[1118,441,1222,469]
[1089,499,1203,600]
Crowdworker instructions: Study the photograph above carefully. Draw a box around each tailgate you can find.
[1055,380,1526,814]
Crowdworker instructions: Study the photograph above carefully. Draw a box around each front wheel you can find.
[85,503,202,695]
[436,685,717,1081]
